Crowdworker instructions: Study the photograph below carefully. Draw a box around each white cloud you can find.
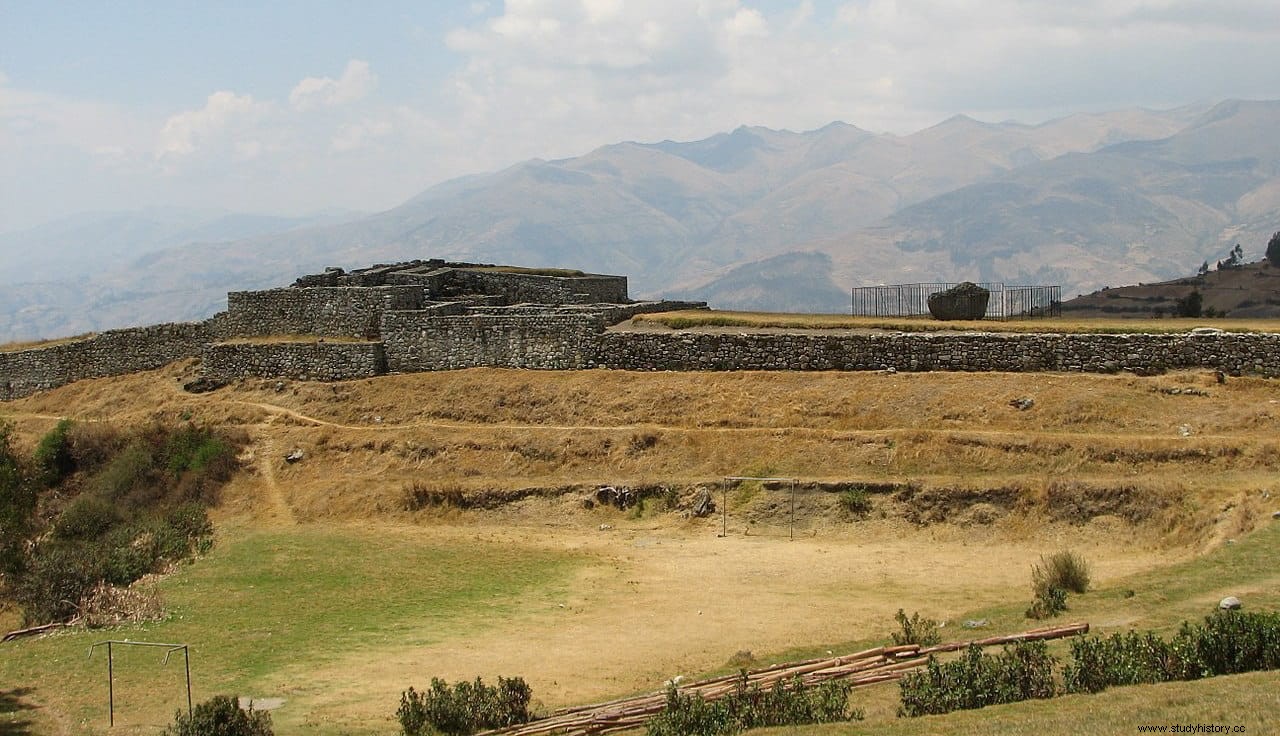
[157,90,266,158]
[289,59,377,111]
[6,2,1280,232]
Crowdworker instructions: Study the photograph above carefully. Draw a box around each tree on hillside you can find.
[1176,290,1203,318]
[1216,244,1244,270]
[1267,231,1280,267]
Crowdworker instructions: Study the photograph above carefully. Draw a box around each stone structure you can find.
[1,322,214,401]
[202,341,387,381]
[4,257,1280,401]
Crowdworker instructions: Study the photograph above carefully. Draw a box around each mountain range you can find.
[4,99,1280,342]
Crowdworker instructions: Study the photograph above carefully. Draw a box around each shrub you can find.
[398,676,532,736]
[1062,631,1180,693]
[10,543,107,624]
[897,641,1056,717]
[838,487,872,518]
[1190,610,1280,677]
[1026,585,1067,620]
[163,695,273,736]
[1039,551,1091,594]
[53,495,122,540]
[646,673,860,736]
[92,440,155,502]
[891,609,942,647]
[0,423,36,578]
[1267,231,1280,267]
[33,419,75,488]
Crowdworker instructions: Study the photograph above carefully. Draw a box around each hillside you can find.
[5,101,1244,343]
[1,364,1277,733]
[1061,260,1280,318]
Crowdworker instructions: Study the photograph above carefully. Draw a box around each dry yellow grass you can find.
[631,309,1280,334]
[0,332,96,352]
[2,363,1278,734]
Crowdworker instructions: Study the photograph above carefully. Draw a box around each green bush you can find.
[53,495,122,540]
[0,423,36,578]
[1026,586,1067,620]
[92,440,155,502]
[1027,552,1085,619]
[891,609,942,647]
[646,673,860,736]
[33,419,75,488]
[897,642,1057,717]
[1062,631,1180,693]
[398,677,532,736]
[838,488,872,518]
[163,695,273,736]
[1191,610,1280,677]
[1062,611,1280,695]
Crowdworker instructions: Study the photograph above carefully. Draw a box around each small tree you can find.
[1176,290,1203,318]
[1217,244,1244,270]
[1267,231,1280,267]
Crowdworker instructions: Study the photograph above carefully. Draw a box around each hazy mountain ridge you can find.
[5,100,1276,341]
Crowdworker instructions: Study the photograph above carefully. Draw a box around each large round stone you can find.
[928,282,991,320]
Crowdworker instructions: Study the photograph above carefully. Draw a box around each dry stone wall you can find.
[203,341,387,381]
[1,322,213,400]
[381,313,605,372]
[451,270,628,304]
[597,330,1280,375]
[221,286,426,338]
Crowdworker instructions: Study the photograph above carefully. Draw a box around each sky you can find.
[2,0,1280,232]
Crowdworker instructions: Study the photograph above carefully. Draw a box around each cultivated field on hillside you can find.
[1,362,1278,734]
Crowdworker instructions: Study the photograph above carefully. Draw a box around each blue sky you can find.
[3,0,1280,232]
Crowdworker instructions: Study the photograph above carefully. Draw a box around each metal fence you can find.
[851,283,1061,320]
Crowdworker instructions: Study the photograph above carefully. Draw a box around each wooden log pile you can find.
[479,622,1088,736]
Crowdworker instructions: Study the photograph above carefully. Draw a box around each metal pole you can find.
[721,479,727,538]
[789,480,795,541]
[107,641,114,728]
[183,647,192,718]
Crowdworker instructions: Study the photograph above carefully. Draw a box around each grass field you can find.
[1,363,1278,734]
[630,310,1280,334]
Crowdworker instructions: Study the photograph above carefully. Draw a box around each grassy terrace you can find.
[0,333,97,353]
[632,310,1280,334]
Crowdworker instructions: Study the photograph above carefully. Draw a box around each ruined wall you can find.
[465,300,708,325]
[598,331,1280,376]
[0,322,213,400]
[381,313,605,372]
[221,286,426,338]
[202,341,387,381]
[451,270,628,304]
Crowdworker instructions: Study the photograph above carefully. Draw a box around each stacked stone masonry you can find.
[381,313,605,372]
[203,341,387,381]
[596,331,1280,375]
[1,322,213,401]
[221,286,426,338]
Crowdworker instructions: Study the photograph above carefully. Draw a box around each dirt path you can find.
[228,399,1255,443]
[251,417,297,526]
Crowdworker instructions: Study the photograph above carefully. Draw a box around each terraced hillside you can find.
[1,362,1277,734]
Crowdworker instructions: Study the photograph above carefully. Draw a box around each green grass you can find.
[633,310,1280,334]
[0,523,578,734]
